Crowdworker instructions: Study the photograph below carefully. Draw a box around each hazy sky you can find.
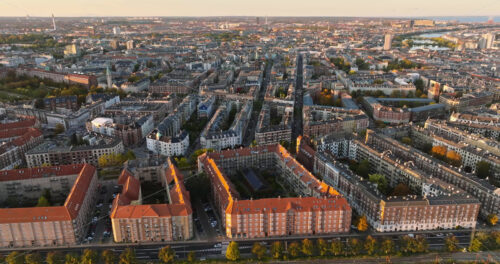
[0,0,498,17]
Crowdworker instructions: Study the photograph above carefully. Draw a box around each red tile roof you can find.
[0,164,96,223]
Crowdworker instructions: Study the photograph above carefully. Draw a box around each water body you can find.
[418,32,449,38]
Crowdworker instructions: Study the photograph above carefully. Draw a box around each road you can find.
[292,53,304,141]
[1,228,485,262]
[242,59,272,146]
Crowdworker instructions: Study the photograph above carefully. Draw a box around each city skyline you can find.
[0,0,499,17]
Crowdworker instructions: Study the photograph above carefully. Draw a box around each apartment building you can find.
[363,130,500,218]
[0,117,43,170]
[197,144,351,239]
[110,159,193,242]
[255,103,293,145]
[314,151,480,232]
[303,106,369,138]
[200,100,252,150]
[87,115,154,146]
[25,134,124,167]
[0,164,98,247]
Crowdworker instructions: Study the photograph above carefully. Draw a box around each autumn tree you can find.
[37,195,50,207]
[158,246,175,263]
[64,253,80,264]
[5,252,23,264]
[270,241,284,259]
[469,238,482,252]
[288,242,301,258]
[431,145,447,159]
[81,249,98,264]
[444,235,459,252]
[487,214,498,226]
[364,235,378,255]
[25,253,43,264]
[445,150,462,167]
[301,238,314,256]
[101,250,115,264]
[357,215,369,232]
[187,251,196,262]
[317,238,329,256]
[380,238,395,255]
[251,242,267,260]
[46,252,64,264]
[401,137,412,145]
[330,239,344,256]
[119,248,137,264]
[226,241,240,261]
[348,238,363,256]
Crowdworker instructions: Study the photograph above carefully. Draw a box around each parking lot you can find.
[83,181,117,244]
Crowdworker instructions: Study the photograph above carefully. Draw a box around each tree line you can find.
[1,232,499,263]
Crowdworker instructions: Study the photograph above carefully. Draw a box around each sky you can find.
[0,0,498,17]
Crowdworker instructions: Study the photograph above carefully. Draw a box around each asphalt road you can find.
[1,228,483,262]
[292,53,304,140]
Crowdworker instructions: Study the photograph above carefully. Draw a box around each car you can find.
[96,203,103,208]
[214,243,221,248]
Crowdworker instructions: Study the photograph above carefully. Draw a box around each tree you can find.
[330,239,344,256]
[356,159,370,178]
[270,241,284,259]
[187,251,196,262]
[487,214,498,226]
[357,215,369,232]
[445,150,462,167]
[6,252,23,264]
[119,248,137,264]
[36,195,50,207]
[101,250,115,264]
[369,173,388,194]
[414,79,425,91]
[415,235,429,253]
[301,238,314,256]
[431,145,447,159]
[400,236,414,254]
[80,249,98,264]
[391,183,412,196]
[469,238,482,252]
[317,238,329,256]
[380,238,394,255]
[251,242,267,260]
[401,137,412,145]
[444,235,459,252]
[364,235,378,255]
[25,253,43,264]
[476,161,491,179]
[225,241,240,261]
[158,246,175,263]
[46,252,64,264]
[124,150,136,161]
[348,238,362,256]
[64,253,80,264]
[288,242,301,258]
[54,123,65,134]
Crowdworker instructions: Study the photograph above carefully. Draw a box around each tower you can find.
[106,65,112,89]
[52,14,56,31]
[383,33,393,51]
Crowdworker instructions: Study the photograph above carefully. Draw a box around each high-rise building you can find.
[51,14,56,31]
[106,65,113,89]
[383,33,393,50]
[113,26,121,35]
[479,33,495,50]
[126,40,134,50]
